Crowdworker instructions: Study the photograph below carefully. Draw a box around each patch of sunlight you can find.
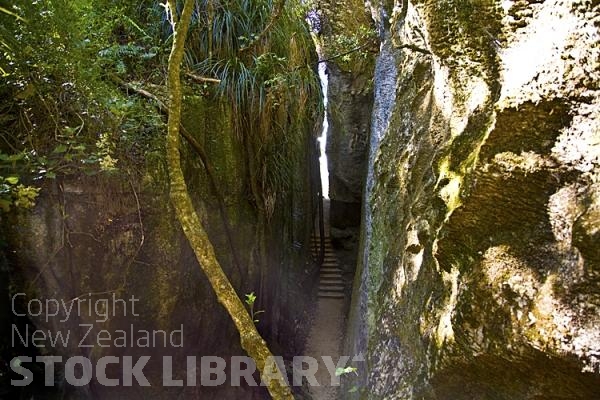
[392,224,426,302]
[318,62,329,199]
[433,61,453,124]
[437,158,463,216]
[436,266,460,347]
[527,272,559,349]
[500,2,578,101]
[405,226,424,283]
[392,261,406,300]
[466,77,489,116]
[433,59,490,139]
[501,0,513,14]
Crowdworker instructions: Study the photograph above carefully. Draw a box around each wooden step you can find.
[320,278,343,283]
[311,241,333,246]
[320,281,343,287]
[318,291,344,299]
[311,254,337,260]
[312,256,337,263]
[311,246,335,252]
[320,269,342,274]
[313,256,339,262]
[320,275,343,282]
[320,279,344,285]
[311,247,335,253]
[320,270,342,276]
[320,274,343,281]
[319,290,344,296]
[319,283,344,290]
[311,242,333,247]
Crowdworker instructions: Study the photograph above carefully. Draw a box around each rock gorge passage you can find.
[0,1,599,399]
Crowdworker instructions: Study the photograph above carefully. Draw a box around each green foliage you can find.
[0,0,322,216]
[335,366,358,376]
[0,0,166,212]
[84,2,167,79]
[185,0,322,213]
[335,366,360,394]
[98,44,159,75]
[0,175,39,212]
[244,292,265,323]
[326,24,377,67]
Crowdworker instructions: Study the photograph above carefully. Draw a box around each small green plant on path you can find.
[335,366,359,393]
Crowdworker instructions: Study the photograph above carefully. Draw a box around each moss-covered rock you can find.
[343,0,600,398]
[2,92,321,398]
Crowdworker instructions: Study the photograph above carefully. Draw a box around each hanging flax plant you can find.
[185,0,322,215]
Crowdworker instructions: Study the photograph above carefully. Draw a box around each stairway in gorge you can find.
[311,235,345,299]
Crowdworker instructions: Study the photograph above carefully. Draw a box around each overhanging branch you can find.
[185,71,221,84]
[317,42,376,65]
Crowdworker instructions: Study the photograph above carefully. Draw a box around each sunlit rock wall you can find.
[346,0,600,398]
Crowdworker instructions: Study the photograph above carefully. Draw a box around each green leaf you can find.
[244,292,256,306]
[349,386,359,393]
[62,126,77,136]
[5,176,19,185]
[0,198,11,212]
[45,171,56,179]
[53,144,68,153]
[7,153,24,162]
[335,366,357,377]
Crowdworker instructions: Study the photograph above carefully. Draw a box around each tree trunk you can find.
[164,1,293,399]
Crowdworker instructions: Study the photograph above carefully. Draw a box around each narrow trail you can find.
[305,204,346,400]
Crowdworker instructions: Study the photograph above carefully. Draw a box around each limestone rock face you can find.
[315,0,377,230]
[327,65,372,229]
[344,0,600,398]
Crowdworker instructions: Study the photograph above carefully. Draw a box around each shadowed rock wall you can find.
[1,98,321,399]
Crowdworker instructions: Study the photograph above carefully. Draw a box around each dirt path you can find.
[305,297,345,399]
[305,233,346,400]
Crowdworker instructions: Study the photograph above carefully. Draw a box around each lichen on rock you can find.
[342,0,600,398]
